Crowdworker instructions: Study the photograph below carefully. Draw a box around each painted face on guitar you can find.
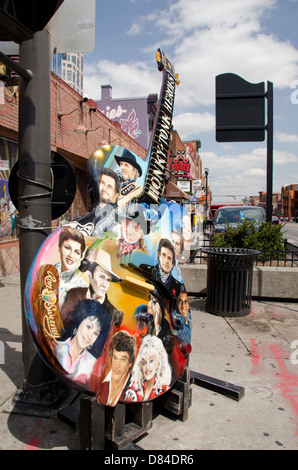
[99,174,119,205]
[60,239,83,272]
[74,316,101,352]
[119,161,139,182]
[89,265,112,301]
[159,246,174,274]
[122,218,143,244]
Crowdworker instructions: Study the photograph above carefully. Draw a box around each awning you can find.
[165,181,190,200]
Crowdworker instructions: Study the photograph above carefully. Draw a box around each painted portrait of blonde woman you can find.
[124,335,172,402]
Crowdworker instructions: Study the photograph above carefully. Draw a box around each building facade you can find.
[51,52,84,95]
[95,85,158,151]
[166,131,205,219]
[0,71,147,276]
[0,63,205,276]
[257,191,283,217]
[281,185,298,219]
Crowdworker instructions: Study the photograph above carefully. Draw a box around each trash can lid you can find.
[201,247,261,257]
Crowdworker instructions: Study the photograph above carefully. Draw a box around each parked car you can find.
[210,205,266,237]
[272,216,282,225]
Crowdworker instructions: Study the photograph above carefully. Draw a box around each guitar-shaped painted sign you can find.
[25,50,192,406]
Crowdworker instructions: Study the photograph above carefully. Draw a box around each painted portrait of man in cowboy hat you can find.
[115,202,150,257]
[60,247,124,336]
[114,148,143,188]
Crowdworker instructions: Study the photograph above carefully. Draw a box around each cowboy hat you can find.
[115,202,150,235]
[114,149,143,177]
[84,248,121,282]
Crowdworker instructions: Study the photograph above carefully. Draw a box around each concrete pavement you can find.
[0,273,297,450]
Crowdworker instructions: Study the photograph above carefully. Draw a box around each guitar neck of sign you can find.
[140,49,180,206]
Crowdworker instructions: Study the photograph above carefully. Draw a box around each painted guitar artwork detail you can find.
[25,49,192,407]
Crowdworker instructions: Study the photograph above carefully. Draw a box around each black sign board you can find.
[9,151,76,220]
[216,73,266,142]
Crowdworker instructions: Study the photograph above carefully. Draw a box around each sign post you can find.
[266,81,273,223]
[14,28,69,411]
[216,73,273,222]
[0,0,94,412]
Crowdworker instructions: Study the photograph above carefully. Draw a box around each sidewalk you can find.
[0,273,297,450]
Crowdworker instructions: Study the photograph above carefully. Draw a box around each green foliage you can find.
[212,220,285,255]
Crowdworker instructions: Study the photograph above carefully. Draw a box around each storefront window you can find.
[0,137,18,241]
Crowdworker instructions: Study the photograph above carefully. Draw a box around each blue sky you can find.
[83,0,298,200]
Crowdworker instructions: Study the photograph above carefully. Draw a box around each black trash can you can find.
[202,247,260,317]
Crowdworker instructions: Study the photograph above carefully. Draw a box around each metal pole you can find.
[266,81,273,222]
[0,51,33,82]
[15,29,68,411]
[204,169,209,224]
[205,171,208,218]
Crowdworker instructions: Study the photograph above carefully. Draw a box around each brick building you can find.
[257,191,283,216]
[281,184,298,219]
[0,71,147,276]
[0,67,204,276]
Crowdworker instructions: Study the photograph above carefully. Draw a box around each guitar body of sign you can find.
[25,51,191,407]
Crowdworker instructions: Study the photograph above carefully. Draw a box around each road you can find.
[282,221,298,247]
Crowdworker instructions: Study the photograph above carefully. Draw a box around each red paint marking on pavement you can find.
[269,344,298,436]
[249,305,256,317]
[249,338,261,374]
[268,311,287,318]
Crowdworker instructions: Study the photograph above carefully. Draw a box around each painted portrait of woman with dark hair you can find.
[54,299,111,387]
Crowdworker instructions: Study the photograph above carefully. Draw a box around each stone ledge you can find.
[181,264,298,300]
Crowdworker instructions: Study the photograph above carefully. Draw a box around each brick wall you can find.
[51,73,147,163]
[0,73,147,158]
[0,72,147,220]
[0,71,148,276]
[50,73,147,218]
[0,85,19,138]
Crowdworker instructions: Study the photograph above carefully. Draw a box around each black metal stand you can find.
[190,371,245,401]
[155,363,192,422]
[57,362,244,450]
[57,362,192,450]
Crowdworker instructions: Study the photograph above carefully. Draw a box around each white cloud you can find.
[200,144,298,196]
[276,132,298,143]
[173,112,214,138]
[173,23,298,107]
[273,149,298,164]
[82,0,298,198]
[127,23,141,36]
[244,168,266,176]
[201,147,268,196]
[115,0,298,108]
[83,59,160,100]
[158,0,274,36]
[85,0,298,108]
